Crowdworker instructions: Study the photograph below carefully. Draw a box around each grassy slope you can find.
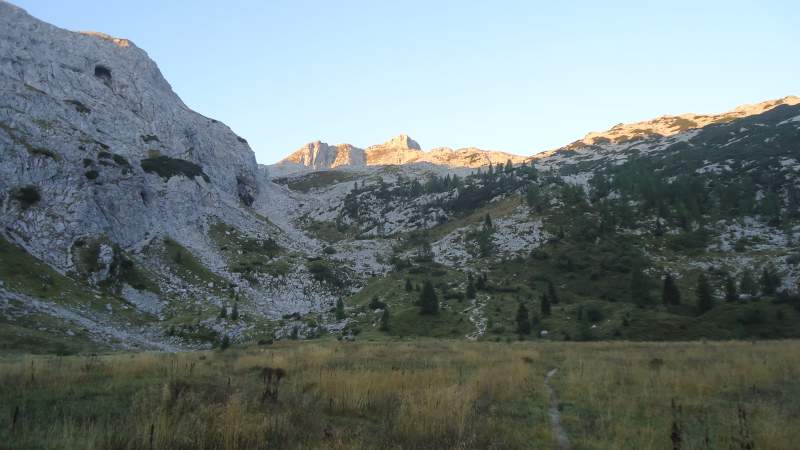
[0,237,152,353]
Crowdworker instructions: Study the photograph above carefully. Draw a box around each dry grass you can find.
[0,340,797,449]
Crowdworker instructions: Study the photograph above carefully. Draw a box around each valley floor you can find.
[0,340,798,449]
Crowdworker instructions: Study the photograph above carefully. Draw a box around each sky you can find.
[12,1,800,164]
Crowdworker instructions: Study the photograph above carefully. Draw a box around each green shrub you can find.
[141,156,210,182]
[10,185,41,209]
[28,147,59,160]
[307,259,343,287]
[85,170,99,180]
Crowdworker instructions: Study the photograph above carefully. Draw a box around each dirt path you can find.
[545,368,571,450]
[463,296,487,340]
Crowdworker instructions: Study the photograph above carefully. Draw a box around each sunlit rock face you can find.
[270,133,527,176]
[569,96,800,148]
[0,1,261,270]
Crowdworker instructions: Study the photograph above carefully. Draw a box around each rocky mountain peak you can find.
[372,134,421,151]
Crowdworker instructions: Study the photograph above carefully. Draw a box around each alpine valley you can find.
[2,1,800,356]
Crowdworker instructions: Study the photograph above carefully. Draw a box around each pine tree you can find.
[740,269,758,296]
[547,280,559,305]
[335,298,345,320]
[724,275,738,302]
[465,277,476,299]
[654,218,664,237]
[516,302,531,335]
[483,213,493,231]
[219,304,227,319]
[631,267,651,306]
[405,278,413,292]
[662,274,681,306]
[504,159,514,174]
[695,273,714,314]
[540,292,551,317]
[231,302,239,320]
[476,273,487,290]
[379,307,390,332]
[759,266,780,296]
[419,280,439,315]
[577,311,592,341]
[220,334,230,350]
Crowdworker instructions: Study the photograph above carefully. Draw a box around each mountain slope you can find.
[0,2,361,351]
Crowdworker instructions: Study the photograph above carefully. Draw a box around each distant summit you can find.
[269,134,527,176]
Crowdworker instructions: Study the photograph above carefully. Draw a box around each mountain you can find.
[0,2,347,351]
[268,134,527,176]
[1,2,799,353]
[568,96,800,148]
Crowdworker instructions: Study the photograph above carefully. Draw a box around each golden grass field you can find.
[0,340,798,449]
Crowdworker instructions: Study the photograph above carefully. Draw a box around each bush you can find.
[307,259,343,287]
[85,170,99,180]
[368,297,387,310]
[10,185,41,209]
[141,156,210,182]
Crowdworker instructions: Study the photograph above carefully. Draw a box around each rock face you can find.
[270,133,528,176]
[0,1,261,270]
[282,141,366,170]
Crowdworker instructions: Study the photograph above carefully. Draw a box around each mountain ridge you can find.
[269,133,528,177]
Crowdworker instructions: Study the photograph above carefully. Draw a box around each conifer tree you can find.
[759,266,780,296]
[219,304,227,319]
[695,273,714,314]
[504,159,514,174]
[662,273,681,306]
[405,277,413,292]
[547,280,559,305]
[724,275,738,302]
[220,334,230,350]
[419,280,439,315]
[476,273,487,290]
[631,267,651,306]
[465,277,476,299]
[516,302,531,335]
[740,269,758,296]
[577,312,592,341]
[231,302,239,320]
[379,307,390,331]
[335,298,345,320]
[540,292,551,317]
[483,213,493,230]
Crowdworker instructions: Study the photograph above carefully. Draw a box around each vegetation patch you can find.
[162,237,227,289]
[275,170,356,193]
[10,185,41,209]
[208,222,283,282]
[141,156,210,182]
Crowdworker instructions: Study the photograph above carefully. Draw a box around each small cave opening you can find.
[94,65,112,83]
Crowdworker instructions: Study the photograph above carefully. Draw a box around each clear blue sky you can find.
[12,1,800,164]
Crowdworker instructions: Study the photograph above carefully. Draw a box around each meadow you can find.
[0,340,798,449]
